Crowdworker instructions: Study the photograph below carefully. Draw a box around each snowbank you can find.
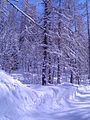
[0,70,90,120]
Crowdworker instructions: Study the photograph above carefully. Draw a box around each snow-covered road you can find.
[29,107,90,120]
[0,70,90,120]
[25,85,90,120]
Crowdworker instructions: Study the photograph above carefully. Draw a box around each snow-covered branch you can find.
[7,0,45,30]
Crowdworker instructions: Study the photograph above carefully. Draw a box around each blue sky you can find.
[11,0,90,13]
[11,0,43,13]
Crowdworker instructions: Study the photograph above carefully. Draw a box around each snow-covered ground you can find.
[0,70,90,120]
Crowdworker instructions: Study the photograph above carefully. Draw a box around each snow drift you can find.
[0,70,90,120]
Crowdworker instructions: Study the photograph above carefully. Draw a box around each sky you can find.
[10,0,90,14]
[11,0,43,13]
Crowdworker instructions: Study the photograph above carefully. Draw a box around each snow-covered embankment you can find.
[0,70,90,120]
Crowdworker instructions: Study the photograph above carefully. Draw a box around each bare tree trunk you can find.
[57,0,61,84]
[48,54,52,84]
[77,76,80,85]
[86,0,90,79]
[57,57,61,84]
[42,33,47,85]
[70,70,73,84]
[74,0,77,32]
[42,1,49,85]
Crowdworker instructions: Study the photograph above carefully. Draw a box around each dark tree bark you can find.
[48,54,52,84]
[57,0,62,84]
[42,0,49,85]
[70,70,73,84]
[57,57,61,84]
[42,32,47,85]
[86,0,90,79]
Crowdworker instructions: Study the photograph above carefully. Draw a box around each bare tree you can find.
[86,0,90,79]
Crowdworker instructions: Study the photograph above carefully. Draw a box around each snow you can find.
[0,70,90,120]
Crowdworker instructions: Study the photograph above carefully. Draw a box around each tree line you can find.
[0,0,90,85]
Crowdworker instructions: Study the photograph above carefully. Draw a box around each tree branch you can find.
[7,0,45,30]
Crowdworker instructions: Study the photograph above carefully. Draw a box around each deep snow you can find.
[0,70,90,120]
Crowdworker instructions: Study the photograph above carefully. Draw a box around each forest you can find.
[0,0,90,120]
[0,0,90,85]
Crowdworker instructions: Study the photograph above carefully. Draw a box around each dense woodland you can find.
[0,0,90,85]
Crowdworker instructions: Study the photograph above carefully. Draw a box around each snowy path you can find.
[0,71,90,120]
[29,107,90,120]
[26,85,90,120]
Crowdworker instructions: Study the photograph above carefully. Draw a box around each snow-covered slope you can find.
[0,70,90,120]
